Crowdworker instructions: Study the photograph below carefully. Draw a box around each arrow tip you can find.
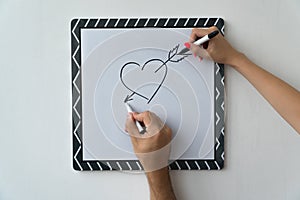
[124,94,134,103]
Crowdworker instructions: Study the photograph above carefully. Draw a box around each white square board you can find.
[71,18,225,171]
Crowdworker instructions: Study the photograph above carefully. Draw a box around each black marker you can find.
[178,30,219,55]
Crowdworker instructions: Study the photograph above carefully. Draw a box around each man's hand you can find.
[125,111,176,200]
[125,111,172,172]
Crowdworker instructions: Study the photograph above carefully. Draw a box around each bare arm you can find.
[230,53,300,133]
[146,167,176,200]
[188,26,300,134]
[125,112,176,200]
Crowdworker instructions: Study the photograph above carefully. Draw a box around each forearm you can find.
[146,167,176,200]
[230,53,300,134]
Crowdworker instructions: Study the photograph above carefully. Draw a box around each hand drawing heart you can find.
[120,59,168,104]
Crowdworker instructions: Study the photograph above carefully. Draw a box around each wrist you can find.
[228,52,248,69]
[146,167,176,200]
[146,167,169,182]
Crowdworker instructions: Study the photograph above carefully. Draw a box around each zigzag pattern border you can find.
[71,17,225,171]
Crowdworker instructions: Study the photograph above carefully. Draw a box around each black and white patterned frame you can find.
[71,18,225,171]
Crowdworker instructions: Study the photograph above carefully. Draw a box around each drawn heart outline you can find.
[120,58,168,104]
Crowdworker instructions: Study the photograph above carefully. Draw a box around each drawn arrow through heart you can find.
[120,59,168,104]
[120,44,190,104]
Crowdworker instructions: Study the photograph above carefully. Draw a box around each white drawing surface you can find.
[81,28,215,160]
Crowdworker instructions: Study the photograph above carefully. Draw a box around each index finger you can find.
[132,111,152,126]
[189,26,219,42]
[189,28,210,42]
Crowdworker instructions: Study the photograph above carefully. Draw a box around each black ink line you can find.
[120,62,149,101]
[169,54,190,63]
[147,61,168,104]
[155,44,183,73]
[120,44,189,104]
[124,92,135,103]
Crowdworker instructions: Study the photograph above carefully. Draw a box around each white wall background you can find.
[0,0,300,199]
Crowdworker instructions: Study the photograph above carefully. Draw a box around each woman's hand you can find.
[186,26,242,65]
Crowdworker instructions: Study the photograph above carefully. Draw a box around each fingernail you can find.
[199,57,203,62]
[194,53,197,57]
[184,42,191,49]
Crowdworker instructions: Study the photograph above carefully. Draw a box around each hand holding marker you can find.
[125,102,146,134]
[123,30,219,134]
[178,30,219,55]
